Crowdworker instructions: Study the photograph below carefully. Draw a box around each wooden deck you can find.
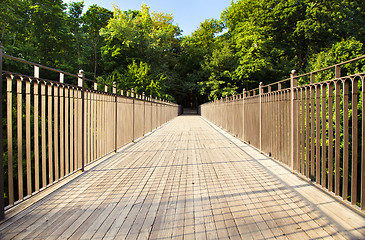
[0,115,364,239]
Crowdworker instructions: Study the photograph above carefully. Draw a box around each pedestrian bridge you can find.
[1,114,364,239]
[0,49,364,239]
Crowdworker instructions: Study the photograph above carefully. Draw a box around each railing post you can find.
[290,70,298,170]
[259,82,263,152]
[131,88,135,142]
[143,92,145,135]
[113,82,117,152]
[335,65,341,78]
[78,70,85,172]
[242,89,246,142]
[0,44,5,220]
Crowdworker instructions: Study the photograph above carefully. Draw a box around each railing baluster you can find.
[41,82,46,188]
[17,76,23,200]
[26,78,32,196]
[305,87,310,179]
[328,83,334,192]
[34,79,39,192]
[321,84,327,188]
[335,80,341,196]
[362,76,365,210]
[343,79,350,200]
[54,83,59,181]
[351,78,358,205]
[48,83,53,184]
[65,87,69,176]
[7,75,14,206]
[316,84,321,184]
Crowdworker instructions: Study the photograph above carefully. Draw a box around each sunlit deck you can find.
[0,115,364,239]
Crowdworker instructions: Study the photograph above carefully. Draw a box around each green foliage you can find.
[100,4,181,99]
[306,38,364,83]
[1,0,365,105]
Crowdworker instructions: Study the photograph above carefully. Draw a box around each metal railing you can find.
[201,56,365,212]
[0,46,178,219]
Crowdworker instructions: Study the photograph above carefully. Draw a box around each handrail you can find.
[2,53,175,105]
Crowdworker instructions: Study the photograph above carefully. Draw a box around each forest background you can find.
[1,0,365,107]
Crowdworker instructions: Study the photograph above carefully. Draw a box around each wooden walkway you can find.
[0,115,364,239]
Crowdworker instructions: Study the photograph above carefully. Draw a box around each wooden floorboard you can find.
[0,115,364,240]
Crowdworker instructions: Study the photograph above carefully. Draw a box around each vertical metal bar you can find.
[93,83,98,160]
[335,80,341,196]
[0,45,4,219]
[321,84,327,188]
[86,91,93,163]
[259,82,263,152]
[34,74,39,192]
[328,83,334,192]
[7,75,14,206]
[316,85,321,184]
[143,92,145,136]
[132,88,135,142]
[78,70,85,171]
[65,87,69,175]
[54,84,59,181]
[26,78,32,196]
[70,88,74,172]
[306,87,310,178]
[242,89,245,142]
[300,88,306,175]
[41,82,46,188]
[114,82,117,152]
[351,78,358,205]
[59,83,64,178]
[290,70,297,170]
[17,77,23,200]
[48,83,53,184]
[343,79,349,200]
[362,77,365,210]
[311,85,315,181]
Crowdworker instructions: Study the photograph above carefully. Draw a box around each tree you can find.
[100,4,181,99]
[83,4,112,80]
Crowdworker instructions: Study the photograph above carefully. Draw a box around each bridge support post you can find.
[78,70,85,172]
[0,44,5,220]
[290,70,298,171]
